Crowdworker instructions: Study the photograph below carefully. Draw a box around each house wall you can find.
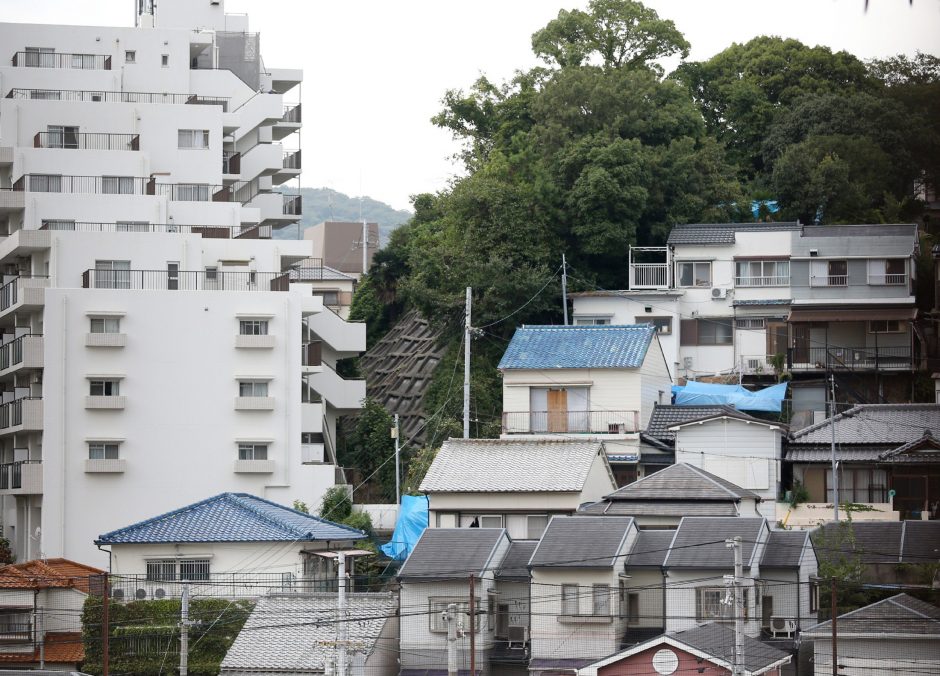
[363,612,399,676]
[662,562,764,637]
[495,580,529,630]
[619,569,664,632]
[592,643,783,676]
[811,637,940,676]
[637,336,672,430]
[107,541,315,576]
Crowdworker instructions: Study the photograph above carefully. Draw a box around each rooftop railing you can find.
[34,132,139,151]
[12,51,111,69]
[502,410,640,435]
[6,89,229,110]
[81,269,289,292]
[39,221,271,239]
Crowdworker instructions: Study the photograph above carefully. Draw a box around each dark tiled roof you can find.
[498,325,655,370]
[900,521,940,563]
[812,521,940,564]
[804,593,940,636]
[645,405,742,443]
[664,517,765,569]
[671,623,791,673]
[761,531,809,568]
[579,501,740,517]
[785,446,889,462]
[625,531,675,567]
[667,222,800,246]
[529,516,633,568]
[495,540,538,580]
[603,463,759,502]
[398,528,505,579]
[667,409,779,431]
[789,404,940,445]
[800,223,917,239]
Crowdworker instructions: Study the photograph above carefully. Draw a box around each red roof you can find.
[0,558,104,593]
[0,631,84,665]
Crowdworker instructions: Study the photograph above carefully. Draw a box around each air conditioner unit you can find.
[507,625,529,648]
[154,588,166,599]
[112,588,124,600]
[711,287,728,299]
[135,588,148,600]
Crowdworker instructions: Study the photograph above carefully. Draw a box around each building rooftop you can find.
[497,325,656,370]
[812,521,940,564]
[398,528,506,579]
[666,222,801,246]
[0,631,84,666]
[288,263,354,282]
[760,530,811,568]
[580,500,740,517]
[220,593,396,673]
[624,530,675,567]
[663,517,766,569]
[804,593,940,637]
[644,404,746,444]
[495,540,539,580]
[790,404,940,445]
[0,558,104,594]
[95,493,364,545]
[529,516,634,569]
[602,463,760,502]
[419,438,610,493]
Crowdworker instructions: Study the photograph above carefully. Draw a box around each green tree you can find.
[341,398,398,500]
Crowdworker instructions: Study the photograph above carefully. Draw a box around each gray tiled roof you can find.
[529,516,634,568]
[804,593,940,637]
[761,530,809,568]
[732,298,791,306]
[812,521,940,564]
[667,222,800,246]
[498,325,656,370]
[664,517,765,569]
[785,445,889,462]
[579,501,740,517]
[670,623,791,673]
[419,439,609,493]
[625,530,675,567]
[789,404,940,445]
[603,463,760,502]
[495,540,538,580]
[645,405,743,443]
[398,528,506,579]
[219,592,396,673]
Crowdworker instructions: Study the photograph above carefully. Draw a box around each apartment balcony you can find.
[0,276,48,321]
[501,410,640,435]
[0,188,25,213]
[786,346,912,371]
[268,68,303,94]
[735,275,790,288]
[301,341,322,373]
[85,459,126,473]
[0,398,42,435]
[12,51,111,69]
[81,268,288,292]
[283,194,302,216]
[14,174,153,195]
[239,143,284,182]
[85,395,125,409]
[6,88,229,110]
[85,332,126,347]
[301,442,325,464]
[629,263,670,289]
[39,221,271,239]
[108,573,298,602]
[234,397,275,411]
[274,150,301,185]
[306,363,365,412]
[33,132,139,151]
[222,151,241,179]
[0,460,42,495]
[273,104,301,140]
[235,334,275,349]
[0,335,43,377]
[245,191,302,225]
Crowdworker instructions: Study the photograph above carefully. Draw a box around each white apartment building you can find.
[0,0,366,565]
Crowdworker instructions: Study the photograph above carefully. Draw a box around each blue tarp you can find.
[751,200,780,219]
[673,381,788,412]
[380,494,428,561]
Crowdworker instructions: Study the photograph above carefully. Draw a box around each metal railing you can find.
[222,151,241,174]
[106,572,310,601]
[734,275,789,287]
[34,131,139,150]
[787,346,912,370]
[629,263,669,289]
[282,103,301,123]
[14,174,152,195]
[12,51,111,69]
[0,399,40,430]
[0,460,39,489]
[0,276,48,311]
[283,193,302,215]
[868,273,907,285]
[283,150,301,170]
[502,410,640,435]
[0,334,40,371]
[809,275,847,287]
[81,269,289,292]
[39,221,271,239]
[6,89,229,110]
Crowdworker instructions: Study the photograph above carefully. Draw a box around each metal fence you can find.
[81,269,289,292]
[502,410,640,434]
[12,51,111,69]
[34,132,139,150]
[5,88,229,110]
[787,346,912,370]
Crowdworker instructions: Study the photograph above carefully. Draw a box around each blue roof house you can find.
[498,325,672,486]
[96,493,364,599]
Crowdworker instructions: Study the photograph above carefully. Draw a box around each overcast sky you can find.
[2,0,939,211]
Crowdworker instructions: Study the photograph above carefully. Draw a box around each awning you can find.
[787,307,917,322]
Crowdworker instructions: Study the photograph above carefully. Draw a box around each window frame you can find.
[734,259,790,287]
[868,319,904,334]
[90,317,121,334]
[89,379,120,396]
[238,381,269,398]
[697,318,733,346]
[676,261,712,288]
[735,317,765,330]
[125,50,136,64]
[561,584,579,616]
[573,316,612,326]
[428,597,478,633]
[238,443,268,461]
[239,319,269,336]
[178,129,210,150]
[592,584,611,617]
[88,441,120,460]
[102,175,135,195]
[696,586,749,622]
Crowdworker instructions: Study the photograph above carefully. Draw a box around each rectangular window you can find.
[47,125,79,149]
[24,46,54,67]
[178,129,210,149]
[868,319,904,333]
[735,317,765,330]
[825,467,888,503]
[95,260,131,289]
[677,261,711,288]
[29,174,62,192]
[0,609,32,637]
[734,260,790,287]
[102,176,135,195]
[239,381,269,397]
[161,54,169,67]
[90,317,121,333]
[125,50,136,63]
[88,442,119,460]
[573,316,611,326]
[89,379,120,396]
[868,258,906,285]
[811,260,847,286]
[179,559,210,582]
[176,183,210,201]
[238,443,268,460]
[526,515,549,539]
[479,515,503,529]
[239,320,269,335]
[562,584,579,616]
[698,318,733,345]
[592,584,610,616]
[646,316,672,334]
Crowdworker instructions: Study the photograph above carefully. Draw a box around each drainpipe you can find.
[660,567,667,634]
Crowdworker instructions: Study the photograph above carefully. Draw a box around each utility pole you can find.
[337,552,347,676]
[180,580,190,676]
[829,374,839,522]
[831,578,839,676]
[361,219,368,277]
[37,604,44,669]
[102,572,109,676]
[445,603,458,676]
[561,254,569,326]
[469,574,476,676]
[725,537,745,676]
[392,413,401,505]
[463,287,471,439]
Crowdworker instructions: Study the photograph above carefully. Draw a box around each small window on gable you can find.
[90,317,121,334]
[125,50,136,64]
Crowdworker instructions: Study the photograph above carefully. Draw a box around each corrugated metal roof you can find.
[495,540,538,580]
[398,528,506,579]
[529,516,633,568]
[625,530,674,567]
[760,531,809,568]
[603,463,759,502]
[95,493,363,544]
[804,593,940,637]
[497,325,655,370]
[419,439,609,493]
[664,518,765,569]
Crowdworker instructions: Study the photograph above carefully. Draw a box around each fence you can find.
[787,346,912,370]
[40,221,271,239]
[5,88,229,110]
[34,132,139,150]
[12,51,111,69]
[502,410,640,434]
[81,268,289,292]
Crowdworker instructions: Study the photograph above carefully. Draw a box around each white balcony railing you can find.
[629,263,669,289]
[734,275,789,287]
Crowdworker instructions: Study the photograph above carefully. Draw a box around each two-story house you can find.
[497,325,672,485]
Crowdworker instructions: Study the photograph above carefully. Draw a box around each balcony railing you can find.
[629,263,669,290]
[868,273,907,285]
[735,275,789,287]
[282,103,302,123]
[14,174,152,195]
[105,572,303,602]
[0,275,48,311]
[223,151,241,174]
[34,131,139,150]
[787,346,912,371]
[502,410,640,435]
[0,398,40,430]
[12,51,111,69]
[302,341,322,367]
[283,194,302,215]
[810,275,847,287]
[39,221,271,239]
[81,269,289,292]
[0,460,39,490]
[0,334,41,371]
[6,89,229,110]
[283,150,301,170]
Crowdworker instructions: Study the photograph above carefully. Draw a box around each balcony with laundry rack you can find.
[628,246,671,290]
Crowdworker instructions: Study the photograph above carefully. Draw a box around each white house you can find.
[420,438,618,539]
[497,325,672,485]
[0,0,367,565]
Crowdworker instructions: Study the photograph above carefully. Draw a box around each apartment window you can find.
[161,54,169,67]
[693,318,733,345]
[239,381,269,397]
[561,584,579,616]
[29,174,62,192]
[146,559,210,582]
[125,50,136,63]
[735,317,765,330]
[95,260,131,289]
[810,259,848,287]
[735,260,790,287]
[176,183,210,201]
[42,219,76,231]
[0,610,32,637]
[116,221,150,233]
[868,319,905,334]
[868,258,906,285]
[240,320,268,335]
[592,584,611,616]
[676,261,711,287]
[178,129,210,149]
[88,442,119,460]
[47,125,79,149]
[574,316,611,326]
[646,316,672,334]
[89,379,120,396]
[102,176,135,195]
[90,317,121,333]
[696,587,749,622]
[238,443,268,460]
[526,515,549,539]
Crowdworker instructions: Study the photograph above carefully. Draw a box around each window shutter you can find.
[680,319,698,346]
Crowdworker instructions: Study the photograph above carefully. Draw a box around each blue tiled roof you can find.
[498,325,656,370]
[95,493,364,545]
